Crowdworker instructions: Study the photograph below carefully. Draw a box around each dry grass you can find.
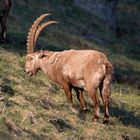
[0,48,140,139]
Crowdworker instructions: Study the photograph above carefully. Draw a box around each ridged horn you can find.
[34,20,58,47]
[26,13,50,54]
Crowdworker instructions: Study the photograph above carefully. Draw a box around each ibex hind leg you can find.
[86,85,100,122]
[99,77,111,124]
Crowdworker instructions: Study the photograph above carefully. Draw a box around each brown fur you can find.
[0,0,12,42]
[25,49,113,123]
[25,14,113,123]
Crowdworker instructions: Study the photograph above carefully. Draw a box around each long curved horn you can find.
[34,21,58,48]
[26,13,50,54]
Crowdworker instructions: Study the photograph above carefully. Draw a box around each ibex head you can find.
[25,14,58,76]
[25,51,44,76]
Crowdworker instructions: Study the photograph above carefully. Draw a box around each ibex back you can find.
[25,14,113,123]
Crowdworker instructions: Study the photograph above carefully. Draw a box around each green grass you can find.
[0,47,140,139]
[0,0,140,139]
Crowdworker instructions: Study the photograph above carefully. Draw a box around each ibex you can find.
[25,14,113,123]
[0,0,12,42]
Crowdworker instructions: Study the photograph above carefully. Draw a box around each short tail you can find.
[100,61,113,101]
[105,61,113,82]
[99,61,113,120]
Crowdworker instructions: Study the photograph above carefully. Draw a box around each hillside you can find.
[0,0,140,139]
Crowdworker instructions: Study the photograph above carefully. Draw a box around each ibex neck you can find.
[39,51,57,75]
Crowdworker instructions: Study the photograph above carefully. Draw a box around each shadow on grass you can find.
[0,77,15,97]
[101,104,140,128]
[78,100,140,128]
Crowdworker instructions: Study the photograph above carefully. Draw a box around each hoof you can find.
[82,107,88,113]
[92,115,99,122]
[103,117,109,124]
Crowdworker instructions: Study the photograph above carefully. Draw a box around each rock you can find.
[74,0,118,31]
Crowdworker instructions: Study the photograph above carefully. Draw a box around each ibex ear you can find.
[38,51,48,58]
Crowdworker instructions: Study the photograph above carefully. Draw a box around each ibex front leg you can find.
[87,87,100,122]
[74,87,87,112]
[63,84,78,113]
[100,77,111,124]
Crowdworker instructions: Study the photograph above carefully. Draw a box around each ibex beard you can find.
[25,14,113,123]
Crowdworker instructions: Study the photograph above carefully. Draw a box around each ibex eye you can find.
[26,57,33,61]
[29,58,33,61]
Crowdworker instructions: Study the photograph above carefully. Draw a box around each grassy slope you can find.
[0,0,140,139]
